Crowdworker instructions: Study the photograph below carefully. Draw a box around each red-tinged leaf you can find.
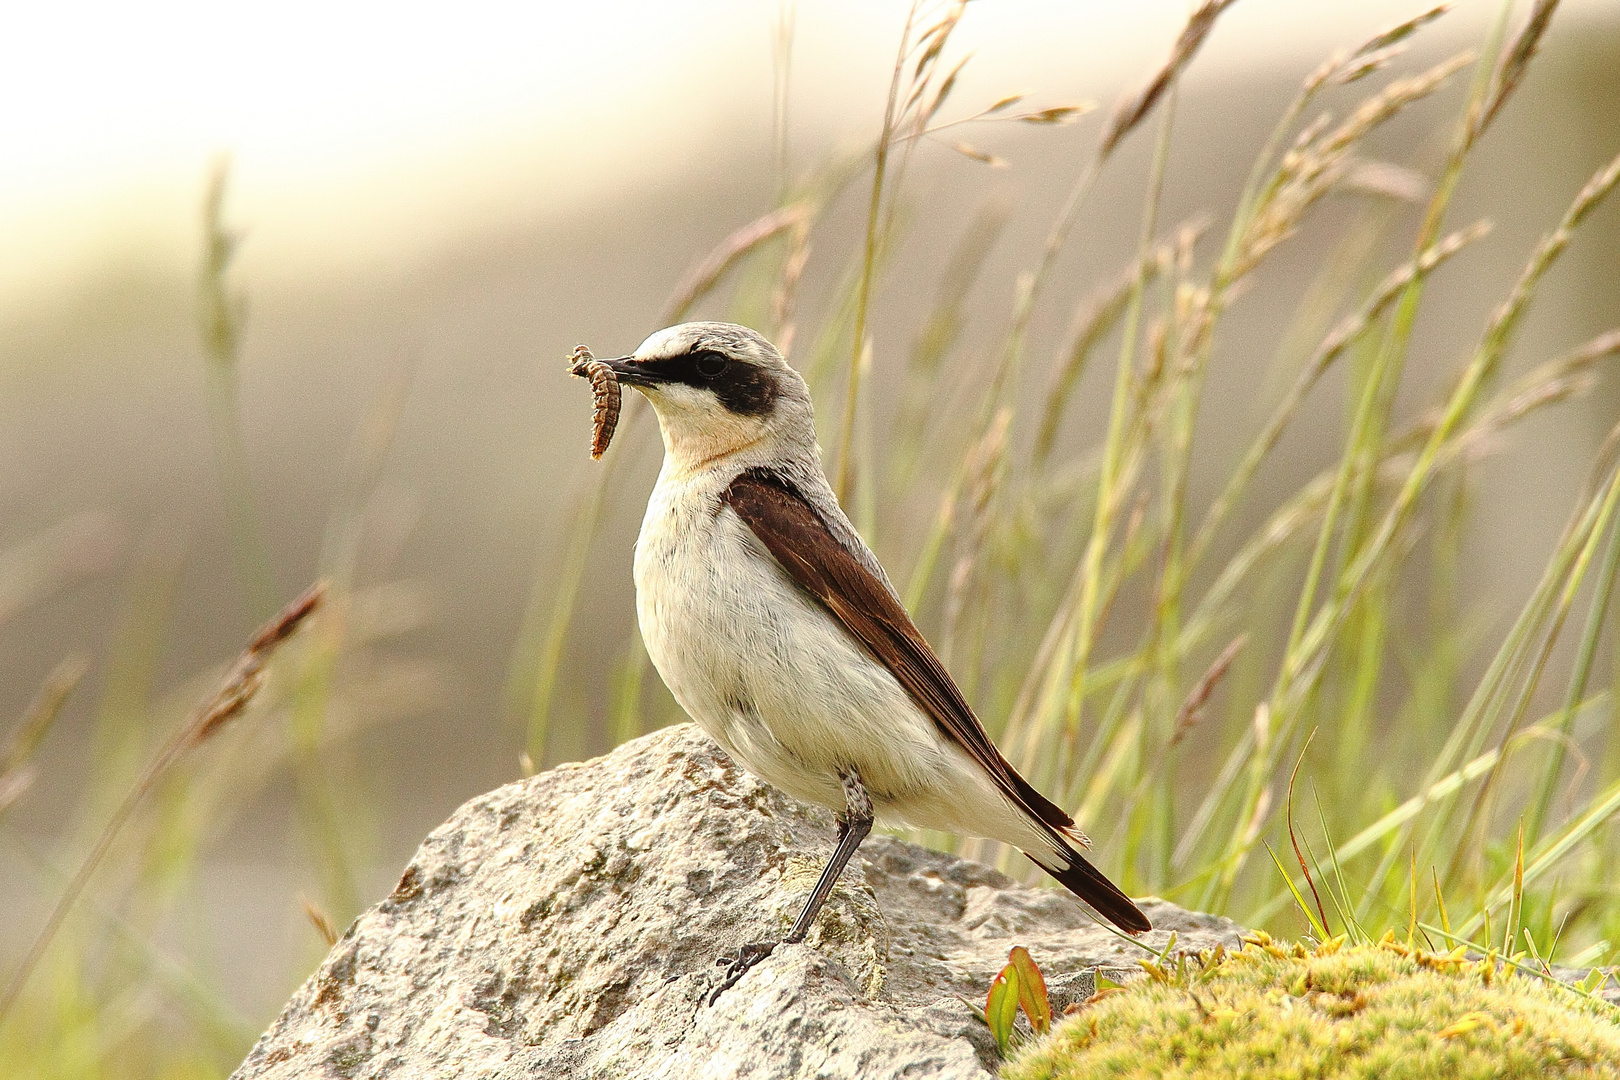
[1008,946,1052,1034]
[986,963,1021,1054]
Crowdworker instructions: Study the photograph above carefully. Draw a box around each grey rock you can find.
[231,724,1245,1080]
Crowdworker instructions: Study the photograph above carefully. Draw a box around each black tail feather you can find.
[1029,849,1151,935]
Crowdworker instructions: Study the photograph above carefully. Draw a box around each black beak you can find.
[602,356,670,388]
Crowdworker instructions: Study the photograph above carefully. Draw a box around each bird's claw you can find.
[706,941,777,1006]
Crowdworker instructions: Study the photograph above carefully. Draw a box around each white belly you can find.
[633,477,985,824]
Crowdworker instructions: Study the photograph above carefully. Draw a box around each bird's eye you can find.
[694,351,729,378]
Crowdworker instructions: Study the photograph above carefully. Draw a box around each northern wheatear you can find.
[596,321,1148,1001]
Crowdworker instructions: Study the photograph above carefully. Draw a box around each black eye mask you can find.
[650,349,780,417]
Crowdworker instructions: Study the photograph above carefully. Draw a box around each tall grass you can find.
[0,170,439,1076]
[530,0,1620,972]
[3,0,1619,1076]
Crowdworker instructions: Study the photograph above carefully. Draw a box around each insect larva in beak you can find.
[586,363,621,459]
[566,345,621,460]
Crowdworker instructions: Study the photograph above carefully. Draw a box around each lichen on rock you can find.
[1005,931,1620,1080]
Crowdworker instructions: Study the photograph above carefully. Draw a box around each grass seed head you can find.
[1100,0,1239,159]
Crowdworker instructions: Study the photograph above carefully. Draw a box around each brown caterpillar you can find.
[567,345,620,460]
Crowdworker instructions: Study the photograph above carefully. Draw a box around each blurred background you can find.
[3,0,1620,1071]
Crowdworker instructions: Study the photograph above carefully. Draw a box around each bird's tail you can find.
[1026,845,1151,935]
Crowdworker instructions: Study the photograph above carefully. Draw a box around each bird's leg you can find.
[708,769,874,1006]
[783,770,875,945]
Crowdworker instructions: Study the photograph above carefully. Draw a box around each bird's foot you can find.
[706,941,777,1006]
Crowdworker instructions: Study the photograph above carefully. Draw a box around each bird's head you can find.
[603,322,816,475]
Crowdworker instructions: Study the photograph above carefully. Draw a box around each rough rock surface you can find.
[231,724,1245,1080]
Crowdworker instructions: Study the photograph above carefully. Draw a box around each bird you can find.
[595,321,1149,1002]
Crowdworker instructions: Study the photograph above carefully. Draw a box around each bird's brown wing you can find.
[722,468,1148,934]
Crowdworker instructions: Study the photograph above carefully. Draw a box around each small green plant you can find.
[1005,932,1620,1080]
[985,946,1055,1055]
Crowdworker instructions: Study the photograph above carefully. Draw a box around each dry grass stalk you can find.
[659,203,812,325]
[1332,42,1412,87]
[1305,219,1488,387]
[301,894,340,948]
[1192,217,1491,564]
[0,582,326,1028]
[1036,224,1207,459]
[1235,51,1474,280]
[1339,158,1431,202]
[198,157,245,366]
[189,583,328,746]
[1100,0,1239,159]
[908,1,965,89]
[1180,330,1604,751]
[1272,153,1620,750]
[911,199,1010,378]
[1019,105,1092,126]
[770,219,813,355]
[1321,338,1620,525]
[1563,327,1620,368]
[946,141,1007,169]
[1160,232,1221,397]
[941,408,1011,663]
[1483,150,1620,376]
[948,408,1012,531]
[841,0,989,498]
[1137,317,1172,413]
[902,1,983,155]
[1452,329,1620,461]
[921,52,969,122]
[197,158,280,619]
[836,0,934,499]
[1001,1,1235,408]
[1318,51,1475,159]
[1475,0,1560,142]
[1166,217,1214,358]
[1,658,86,778]
[1283,730,1333,937]
[1356,4,1450,57]
[910,94,1095,154]
[1171,634,1249,748]
[1297,6,1449,97]
[0,659,86,818]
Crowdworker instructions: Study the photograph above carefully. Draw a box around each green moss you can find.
[1004,932,1620,1080]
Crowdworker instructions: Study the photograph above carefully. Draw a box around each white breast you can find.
[632,468,969,820]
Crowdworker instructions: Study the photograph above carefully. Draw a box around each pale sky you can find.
[0,0,1612,301]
